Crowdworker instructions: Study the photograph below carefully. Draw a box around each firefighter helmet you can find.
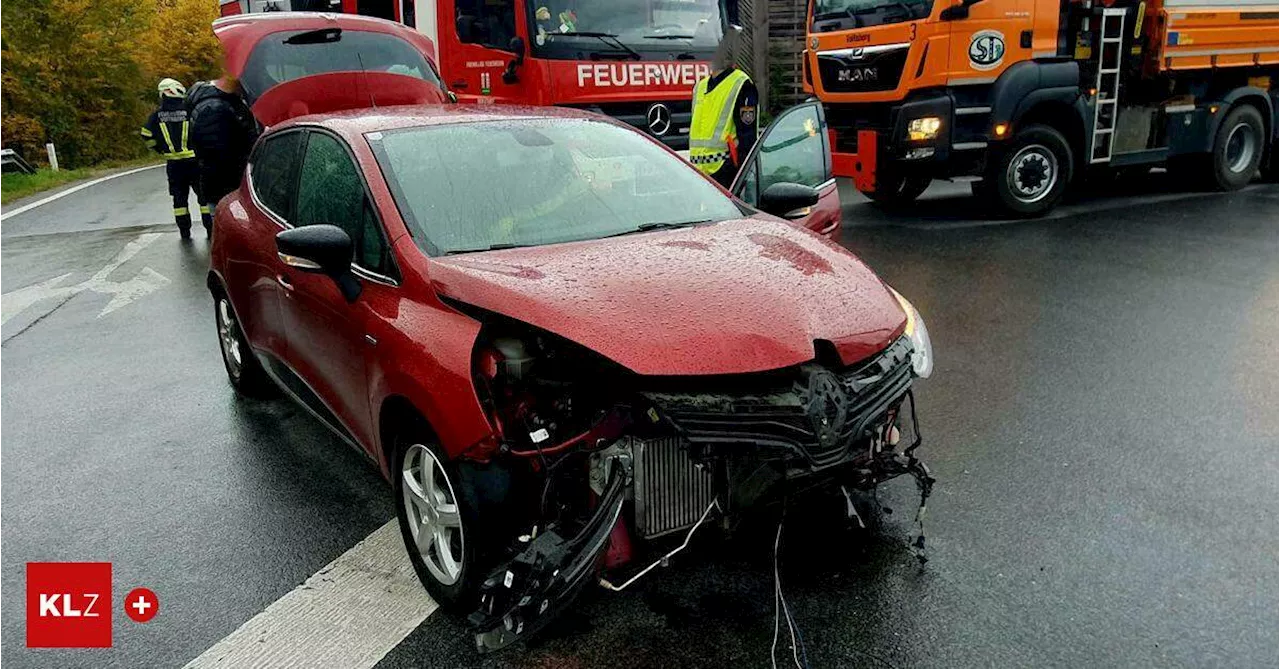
[158,78,186,99]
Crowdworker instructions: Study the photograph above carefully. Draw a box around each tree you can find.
[2,0,222,168]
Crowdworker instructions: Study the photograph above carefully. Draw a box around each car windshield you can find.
[811,0,931,27]
[530,0,724,54]
[240,29,441,102]
[369,119,743,256]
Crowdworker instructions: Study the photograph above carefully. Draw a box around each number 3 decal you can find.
[910,23,917,40]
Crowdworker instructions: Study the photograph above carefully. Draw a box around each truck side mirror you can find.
[940,0,982,21]
[503,36,526,84]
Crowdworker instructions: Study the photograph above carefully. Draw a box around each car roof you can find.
[212,12,437,79]
[274,104,621,140]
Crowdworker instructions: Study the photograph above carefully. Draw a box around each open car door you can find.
[731,101,841,237]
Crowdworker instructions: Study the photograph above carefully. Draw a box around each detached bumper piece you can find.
[469,465,627,652]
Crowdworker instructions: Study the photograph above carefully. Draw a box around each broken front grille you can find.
[643,337,914,469]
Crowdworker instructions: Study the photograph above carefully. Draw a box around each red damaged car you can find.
[209,13,934,651]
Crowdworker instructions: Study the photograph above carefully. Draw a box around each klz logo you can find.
[968,30,1006,70]
[27,562,112,648]
[838,67,879,82]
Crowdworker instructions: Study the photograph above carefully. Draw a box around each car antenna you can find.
[356,52,377,109]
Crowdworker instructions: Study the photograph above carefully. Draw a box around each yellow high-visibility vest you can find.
[158,120,195,160]
[689,69,750,176]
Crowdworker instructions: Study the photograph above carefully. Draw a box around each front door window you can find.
[732,102,831,206]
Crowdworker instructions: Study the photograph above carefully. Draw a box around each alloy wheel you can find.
[217,298,242,379]
[401,444,465,586]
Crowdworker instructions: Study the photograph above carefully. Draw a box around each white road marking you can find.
[1,232,170,325]
[0,163,164,222]
[183,521,437,669]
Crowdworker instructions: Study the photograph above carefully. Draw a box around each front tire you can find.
[214,292,271,396]
[395,438,486,611]
[984,124,1073,217]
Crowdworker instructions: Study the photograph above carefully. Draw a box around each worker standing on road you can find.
[689,24,758,189]
[141,78,209,240]
[186,76,259,230]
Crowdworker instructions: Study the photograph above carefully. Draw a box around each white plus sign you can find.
[132,595,151,615]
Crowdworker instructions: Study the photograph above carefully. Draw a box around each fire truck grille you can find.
[633,437,715,539]
[817,46,909,93]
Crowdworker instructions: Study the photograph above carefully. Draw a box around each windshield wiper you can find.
[603,220,715,239]
[643,34,696,40]
[558,31,642,60]
[445,242,534,254]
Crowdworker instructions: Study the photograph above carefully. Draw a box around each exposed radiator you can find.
[633,437,715,539]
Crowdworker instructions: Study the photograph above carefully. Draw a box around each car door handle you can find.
[276,274,294,291]
[451,79,468,89]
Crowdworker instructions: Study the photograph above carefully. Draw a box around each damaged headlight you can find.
[889,288,933,379]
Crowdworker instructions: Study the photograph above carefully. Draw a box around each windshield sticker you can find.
[968,30,1006,70]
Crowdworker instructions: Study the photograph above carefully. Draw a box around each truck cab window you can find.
[455,0,517,50]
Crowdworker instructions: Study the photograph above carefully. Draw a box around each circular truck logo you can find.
[968,30,1006,70]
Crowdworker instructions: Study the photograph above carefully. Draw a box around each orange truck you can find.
[805,0,1278,215]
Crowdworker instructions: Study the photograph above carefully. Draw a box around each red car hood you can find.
[429,219,907,376]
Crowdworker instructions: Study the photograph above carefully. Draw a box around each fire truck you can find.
[804,0,1279,215]
[219,0,723,150]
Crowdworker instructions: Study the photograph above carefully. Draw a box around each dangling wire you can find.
[770,505,810,669]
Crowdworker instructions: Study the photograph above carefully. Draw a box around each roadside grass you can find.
[1,156,162,205]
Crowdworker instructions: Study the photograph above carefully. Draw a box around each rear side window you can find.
[251,132,302,220]
[240,29,442,102]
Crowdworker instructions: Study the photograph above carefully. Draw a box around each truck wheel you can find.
[395,436,495,612]
[1210,104,1265,190]
[864,173,932,208]
[985,124,1073,217]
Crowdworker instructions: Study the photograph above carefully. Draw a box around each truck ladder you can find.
[1089,8,1126,164]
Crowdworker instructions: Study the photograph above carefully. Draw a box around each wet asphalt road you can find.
[1,167,1276,668]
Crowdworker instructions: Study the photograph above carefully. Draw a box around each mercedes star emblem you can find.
[646,103,672,136]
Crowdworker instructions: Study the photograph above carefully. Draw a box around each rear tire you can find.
[214,291,272,397]
[864,173,932,208]
[984,123,1073,217]
[1209,104,1265,190]
[394,435,490,612]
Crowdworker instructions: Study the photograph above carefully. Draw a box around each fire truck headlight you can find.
[907,116,943,141]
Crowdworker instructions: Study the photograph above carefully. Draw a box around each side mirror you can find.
[940,0,982,20]
[276,225,362,301]
[759,183,820,220]
[503,36,526,84]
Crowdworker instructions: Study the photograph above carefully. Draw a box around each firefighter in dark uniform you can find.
[186,77,260,227]
[689,25,758,189]
[141,78,209,240]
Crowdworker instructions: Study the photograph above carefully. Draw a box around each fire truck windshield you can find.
[528,0,724,60]
[811,0,930,29]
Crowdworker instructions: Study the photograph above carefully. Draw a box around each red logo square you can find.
[26,562,112,648]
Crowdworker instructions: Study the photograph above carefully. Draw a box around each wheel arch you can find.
[378,394,440,479]
[1011,97,1088,178]
[1214,88,1274,145]
[207,269,226,295]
